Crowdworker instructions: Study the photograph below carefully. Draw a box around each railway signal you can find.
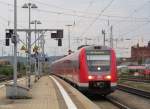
[5,28,64,90]
[51,30,63,46]
[51,30,63,38]
[5,33,10,46]
[5,30,13,46]
[58,39,62,46]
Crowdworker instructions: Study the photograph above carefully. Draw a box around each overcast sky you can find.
[0,0,150,57]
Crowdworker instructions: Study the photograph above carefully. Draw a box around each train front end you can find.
[80,46,117,95]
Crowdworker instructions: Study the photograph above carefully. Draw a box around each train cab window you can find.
[86,51,110,73]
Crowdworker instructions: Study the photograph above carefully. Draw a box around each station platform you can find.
[0,76,100,109]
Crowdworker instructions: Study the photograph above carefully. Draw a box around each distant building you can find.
[131,41,150,63]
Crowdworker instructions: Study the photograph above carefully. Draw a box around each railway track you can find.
[92,95,131,109]
[0,74,23,82]
[84,92,131,109]
[106,96,131,109]
[0,76,12,82]
[120,78,150,83]
[117,84,150,99]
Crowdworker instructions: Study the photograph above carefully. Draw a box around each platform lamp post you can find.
[65,24,73,54]
[31,20,41,81]
[22,3,38,88]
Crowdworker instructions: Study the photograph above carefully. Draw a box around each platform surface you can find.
[0,76,100,109]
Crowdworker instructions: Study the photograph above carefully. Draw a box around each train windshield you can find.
[86,51,110,72]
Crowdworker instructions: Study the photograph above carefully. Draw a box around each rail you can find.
[0,74,23,82]
[120,78,150,83]
[117,84,150,99]
[106,96,131,109]
[0,76,12,82]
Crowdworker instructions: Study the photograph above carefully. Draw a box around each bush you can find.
[0,65,13,76]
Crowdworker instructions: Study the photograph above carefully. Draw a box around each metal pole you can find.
[110,25,113,48]
[34,21,37,80]
[68,26,70,51]
[35,20,37,46]
[38,32,39,46]
[39,34,43,76]
[102,30,106,46]
[34,58,37,81]
[13,0,17,87]
[41,33,45,75]
[37,32,40,78]
[2,46,3,56]
[28,4,31,88]
[25,33,28,86]
[66,25,72,54]
[104,31,105,46]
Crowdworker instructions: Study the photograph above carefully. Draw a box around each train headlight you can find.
[105,75,111,80]
[97,67,101,71]
[88,75,94,80]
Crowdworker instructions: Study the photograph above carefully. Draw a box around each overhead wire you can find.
[34,0,77,12]
[114,1,150,55]
[119,21,150,38]
[0,1,149,22]
[34,0,150,20]
[117,5,150,39]
[79,0,115,37]
[105,0,150,44]
[114,0,150,27]
[114,0,150,38]
[0,0,149,39]
[33,0,150,39]
[0,1,26,29]
[70,0,96,46]
[128,1,150,17]
[36,8,150,23]
[75,0,95,26]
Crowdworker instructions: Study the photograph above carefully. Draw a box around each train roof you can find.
[79,45,112,51]
[51,45,113,64]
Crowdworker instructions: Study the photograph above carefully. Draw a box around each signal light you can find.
[57,30,63,38]
[5,32,11,46]
[6,33,11,38]
[5,29,14,46]
[51,33,57,38]
[9,29,14,34]
[5,38,10,46]
[45,58,48,61]
[51,30,63,38]
[58,39,62,46]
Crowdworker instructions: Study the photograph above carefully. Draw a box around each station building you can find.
[131,41,150,63]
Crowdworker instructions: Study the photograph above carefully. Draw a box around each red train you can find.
[51,45,117,95]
